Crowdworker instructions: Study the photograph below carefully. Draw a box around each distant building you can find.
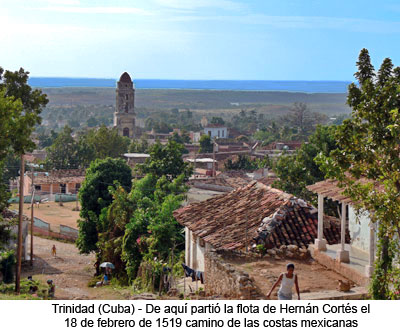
[203,124,228,139]
[114,72,136,139]
[123,153,150,169]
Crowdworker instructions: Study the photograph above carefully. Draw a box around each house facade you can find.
[307,179,376,280]
[203,124,228,139]
[22,169,85,201]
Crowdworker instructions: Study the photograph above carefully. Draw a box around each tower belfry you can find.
[114,72,136,138]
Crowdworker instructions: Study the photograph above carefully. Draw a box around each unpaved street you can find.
[22,236,129,299]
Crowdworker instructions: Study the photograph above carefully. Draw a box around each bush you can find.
[0,251,16,283]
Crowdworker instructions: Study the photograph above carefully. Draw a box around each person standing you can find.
[266,263,300,300]
[51,245,56,257]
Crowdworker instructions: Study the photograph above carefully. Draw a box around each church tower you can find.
[114,72,136,138]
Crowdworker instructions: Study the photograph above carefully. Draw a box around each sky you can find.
[1,0,400,80]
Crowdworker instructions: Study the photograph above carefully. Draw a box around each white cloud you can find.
[40,6,153,15]
[164,13,400,33]
[154,0,244,11]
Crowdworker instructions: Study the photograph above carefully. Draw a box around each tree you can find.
[85,125,130,159]
[76,158,132,254]
[45,126,82,169]
[281,102,328,139]
[210,116,225,125]
[0,67,48,210]
[0,67,48,159]
[316,49,400,299]
[129,138,149,153]
[199,134,213,153]
[0,67,47,270]
[137,139,193,181]
[273,125,338,209]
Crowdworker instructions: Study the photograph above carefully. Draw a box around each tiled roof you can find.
[174,182,347,251]
[32,169,85,185]
[254,198,349,249]
[306,177,385,205]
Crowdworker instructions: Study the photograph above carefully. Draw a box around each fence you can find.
[30,216,79,242]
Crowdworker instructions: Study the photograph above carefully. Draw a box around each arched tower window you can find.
[123,128,130,137]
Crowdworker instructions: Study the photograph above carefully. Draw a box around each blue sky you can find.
[1,0,400,80]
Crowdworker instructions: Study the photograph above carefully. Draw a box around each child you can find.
[267,263,300,300]
[51,245,56,257]
[47,279,55,298]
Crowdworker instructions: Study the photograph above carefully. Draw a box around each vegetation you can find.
[76,158,132,254]
[0,67,47,277]
[316,49,400,299]
[273,125,338,212]
[77,138,192,290]
[199,134,213,153]
[136,139,193,181]
[224,155,271,171]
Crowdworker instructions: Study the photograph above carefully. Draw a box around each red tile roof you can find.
[174,182,347,251]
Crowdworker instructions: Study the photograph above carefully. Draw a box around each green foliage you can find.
[0,66,47,240]
[84,125,130,159]
[129,138,149,153]
[316,49,400,299]
[199,134,213,153]
[273,125,339,213]
[224,155,270,171]
[137,139,193,181]
[45,125,91,169]
[0,250,16,283]
[279,102,328,140]
[77,158,132,254]
[256,244,266,256]
[0,67,48,157]
[210,116,225,125]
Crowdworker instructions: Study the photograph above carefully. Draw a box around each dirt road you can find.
[22,236,129,299]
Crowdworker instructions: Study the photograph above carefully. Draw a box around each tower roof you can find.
[119,72,132,83]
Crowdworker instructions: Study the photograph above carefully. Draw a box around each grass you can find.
[0,278,49,300]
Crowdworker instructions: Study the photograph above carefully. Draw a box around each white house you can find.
[307,179,376,281]
[203,124,228,139]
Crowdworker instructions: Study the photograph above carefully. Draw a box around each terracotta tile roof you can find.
[254,198,349,249]
[32,169,85,185]
[174,182,347,251]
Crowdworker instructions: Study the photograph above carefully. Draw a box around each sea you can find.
[28,77,352,94]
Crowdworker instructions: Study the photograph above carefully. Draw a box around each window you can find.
[222,130,225,137]
[34,185,41,191]
[123,128,130,137]
[126,94,129,100]
[218,130,220,137]
[75,183,81,191]
[60,184,66,194]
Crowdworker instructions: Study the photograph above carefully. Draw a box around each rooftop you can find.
[119,72,132,83]
[30,169,85,185]
[174,181,347,251]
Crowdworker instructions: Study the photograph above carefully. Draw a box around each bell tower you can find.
[114,72,136,138]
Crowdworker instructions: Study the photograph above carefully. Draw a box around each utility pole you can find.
[15,155,25,293]
[30,164,35,267]
[212,138,218,178]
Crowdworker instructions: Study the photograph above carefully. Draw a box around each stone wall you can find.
[204,250,262,299]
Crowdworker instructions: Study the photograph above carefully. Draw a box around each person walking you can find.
[266,263,300,300]
[51,244,57,257]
